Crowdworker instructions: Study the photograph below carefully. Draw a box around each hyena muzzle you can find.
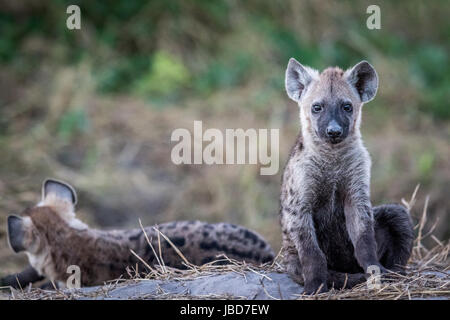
[280,58,414,294]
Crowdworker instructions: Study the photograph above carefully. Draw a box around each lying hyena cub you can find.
[280,58,414,294]
[4,179,274,288]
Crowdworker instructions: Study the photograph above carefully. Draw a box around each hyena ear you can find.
[42,179,77,206]
[285,58,317,102]
[7,215,27,253]
[344,61,378,103]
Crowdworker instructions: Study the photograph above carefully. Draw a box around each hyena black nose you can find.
[326,121,343,138]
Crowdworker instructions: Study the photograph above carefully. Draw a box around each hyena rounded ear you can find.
[42,179,77,206]
[285,58,317,102]
[344,61,379,103]
[7,215,26,253]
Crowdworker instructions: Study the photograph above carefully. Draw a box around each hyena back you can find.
[4,179,274,287]
[280,58,414,294]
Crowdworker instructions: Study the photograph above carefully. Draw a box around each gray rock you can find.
[75,271,304,300]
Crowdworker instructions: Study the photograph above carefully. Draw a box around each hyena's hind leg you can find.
[327,204,414,290]
[283,240,367,290]
[374,204,414,273]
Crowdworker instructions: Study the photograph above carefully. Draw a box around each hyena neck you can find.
[36,224,132,281]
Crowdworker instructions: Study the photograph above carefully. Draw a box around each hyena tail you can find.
[373,204,414,273]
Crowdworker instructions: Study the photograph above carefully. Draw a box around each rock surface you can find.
[77,271,304,300]
[2,268,448,300]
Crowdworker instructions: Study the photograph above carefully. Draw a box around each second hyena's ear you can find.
[7,215,27,253]
[285,58,318,102]
[344,61,378,103]
[42,179,77,206]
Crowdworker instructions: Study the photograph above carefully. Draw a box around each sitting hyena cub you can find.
[4,179,274,288]
[280,58,414,294]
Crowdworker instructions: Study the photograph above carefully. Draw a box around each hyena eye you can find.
[342,104,353,113]
[311,104,323,113]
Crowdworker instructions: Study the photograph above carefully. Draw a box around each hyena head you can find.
[285,58,378,146]
[7,179,85,273]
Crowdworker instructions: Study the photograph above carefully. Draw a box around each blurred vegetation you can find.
[1,0,449,116]
[0,0,449,274]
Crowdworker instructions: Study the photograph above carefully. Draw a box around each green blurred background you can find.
[0,0,449,274]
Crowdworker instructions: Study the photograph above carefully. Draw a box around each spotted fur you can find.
[4,180,274,287]
[281,59,414,294]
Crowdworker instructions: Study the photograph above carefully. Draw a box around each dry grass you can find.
[300,247,449,300]
[4,243,448,300]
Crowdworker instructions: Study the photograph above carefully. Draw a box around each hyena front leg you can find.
[282,207,328,294]
[0,266,44,288]
[344,193,385,274]
[281,227,303,284]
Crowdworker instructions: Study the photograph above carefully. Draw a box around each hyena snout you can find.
[326,120,343,139]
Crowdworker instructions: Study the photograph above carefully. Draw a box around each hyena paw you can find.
[287,271,304,285]
[285,264,304,285]
[303,278,328,295]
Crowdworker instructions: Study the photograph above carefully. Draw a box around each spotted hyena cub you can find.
[3,179,274,288]
[280,58,414,294]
